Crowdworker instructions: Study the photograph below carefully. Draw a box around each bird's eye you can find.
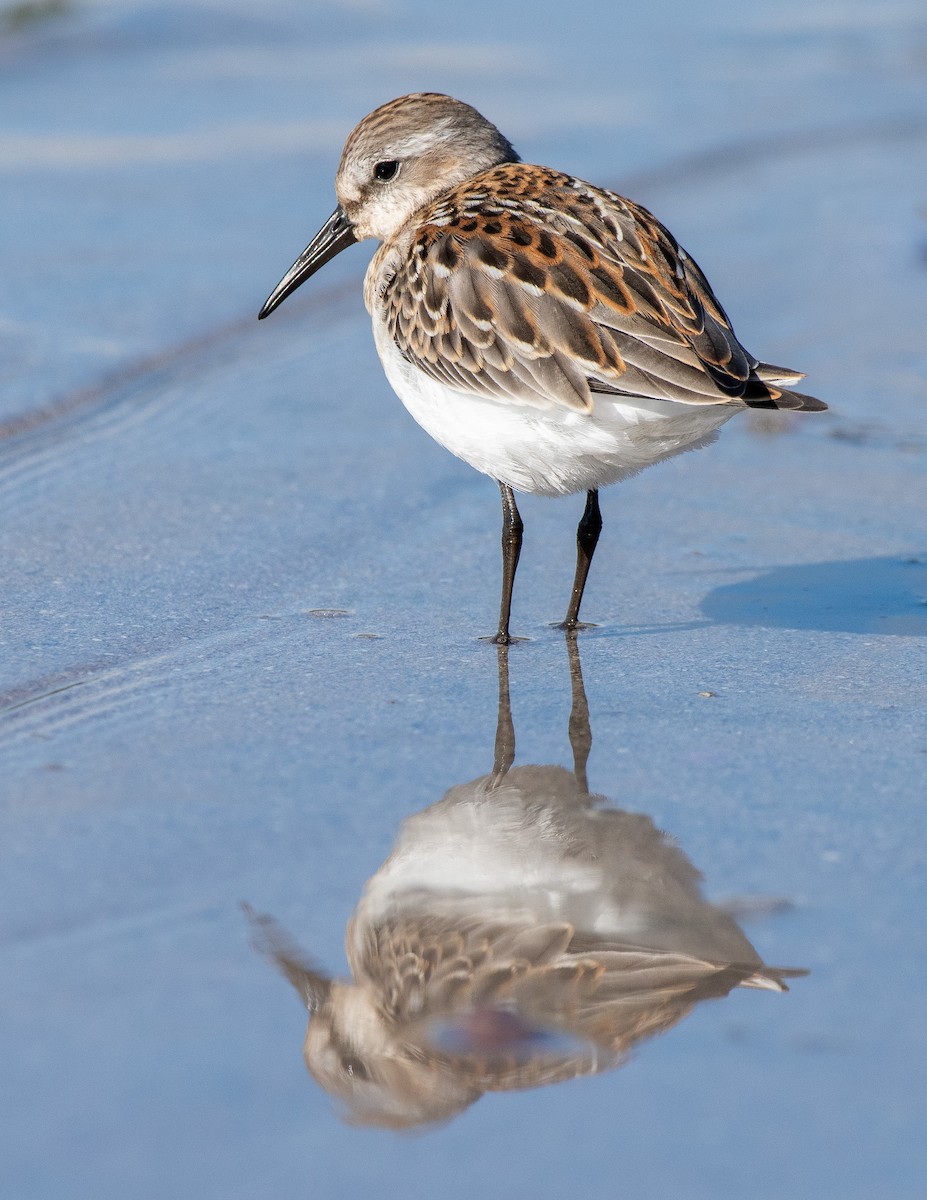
[343,1057,369,1081]
[374,160,400,182]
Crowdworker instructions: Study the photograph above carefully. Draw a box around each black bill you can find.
[258,207,357,320]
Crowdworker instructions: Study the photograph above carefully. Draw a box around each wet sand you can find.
[2,2,926,1197]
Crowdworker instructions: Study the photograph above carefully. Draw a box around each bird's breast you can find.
[369,314,735,496]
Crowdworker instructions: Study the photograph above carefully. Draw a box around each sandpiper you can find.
[259,93,825,642]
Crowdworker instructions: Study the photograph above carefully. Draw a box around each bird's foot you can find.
[551,619,598,633]
[480,631,530,645]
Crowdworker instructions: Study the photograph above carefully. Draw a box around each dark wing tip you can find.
[745,386,828,412]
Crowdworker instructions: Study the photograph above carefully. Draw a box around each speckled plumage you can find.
[259,93,825,639]
[370,161,808,412]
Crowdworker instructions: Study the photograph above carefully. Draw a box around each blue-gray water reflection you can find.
[247,638,805,1129]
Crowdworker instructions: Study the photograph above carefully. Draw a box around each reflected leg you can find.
[489,642,515,789]
[564,631,592,792]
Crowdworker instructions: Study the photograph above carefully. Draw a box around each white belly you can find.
[373,319,737,498]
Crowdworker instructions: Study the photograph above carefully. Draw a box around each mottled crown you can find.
[335,93,520,242]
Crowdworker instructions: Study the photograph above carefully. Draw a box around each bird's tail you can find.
[745,361,827,412]
[739,964,810,993]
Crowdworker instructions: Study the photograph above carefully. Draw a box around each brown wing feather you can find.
[379,164,822,412]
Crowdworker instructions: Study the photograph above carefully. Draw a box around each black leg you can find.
[559,489,602,630]
[490,481,523,645]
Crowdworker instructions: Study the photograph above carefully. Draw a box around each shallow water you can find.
[2,2,926,1197]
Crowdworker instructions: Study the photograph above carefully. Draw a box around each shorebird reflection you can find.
[247,638,804,1129]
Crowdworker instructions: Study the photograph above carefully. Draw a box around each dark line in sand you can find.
[0,277,359,444]
[621,112,927,194]
[5,112,924,445]
[0,679,88,715]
